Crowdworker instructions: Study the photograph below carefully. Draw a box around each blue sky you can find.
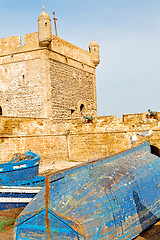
[0,0,160,117]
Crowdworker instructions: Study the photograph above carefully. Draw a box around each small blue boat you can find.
[0,185,43,211]
[0,150,40,185]
[0,150,43,231]
[0,184,43,232]
[13,141,160,240]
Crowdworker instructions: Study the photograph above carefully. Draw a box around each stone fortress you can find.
[0,7,99,119]
[0,8,160,173]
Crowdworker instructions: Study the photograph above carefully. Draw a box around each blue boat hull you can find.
[0,186,42,211]
[0,186,42,232]
[0,151,43,231]
[13,141,160,240]
[0,164,39,184]
[0,150,40,185]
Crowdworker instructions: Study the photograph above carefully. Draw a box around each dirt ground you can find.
[135,220,160,240]
[0,220,159,240]
[0,227,14,240]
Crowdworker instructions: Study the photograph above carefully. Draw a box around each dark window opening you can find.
[151,145,160,157]
[45,22,47,26]
[80,104,85,116]
[0,107,2,115]
[71,109,75,116]
[22,75,25,80]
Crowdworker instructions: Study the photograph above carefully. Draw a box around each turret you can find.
[38,7,52,47]
[89,39,100,67]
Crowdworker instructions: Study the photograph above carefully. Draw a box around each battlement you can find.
[0,32,94,68]
[0,36,22,53]
[1,112,159,133]
[0,32,39,55]
[123,112,160,124]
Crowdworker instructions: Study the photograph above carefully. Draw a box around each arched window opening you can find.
[80,104,85,116]
[0,106,2,116]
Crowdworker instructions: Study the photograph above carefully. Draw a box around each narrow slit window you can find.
[0,107,2,115]
[80,104,85,116]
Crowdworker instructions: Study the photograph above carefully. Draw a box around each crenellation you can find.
[123,112,159,125]
[24,32,39,49]
[0,33,40,56]
[0,36,22,54]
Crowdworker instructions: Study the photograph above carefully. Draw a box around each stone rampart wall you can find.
[0,113,160,170]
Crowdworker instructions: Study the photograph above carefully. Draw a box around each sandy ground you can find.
[39,160,82,175]
[0,227,14,240]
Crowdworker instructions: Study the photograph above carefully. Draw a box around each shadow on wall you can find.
[150,145,160,157]
[133,191,158,232]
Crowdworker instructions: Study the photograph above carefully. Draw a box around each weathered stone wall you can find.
[49,35,97,119]
[0,116,68,165]
[0,58,44,117]
[0,113,160,172]
[0,33,52,118]
[50,60,96,118]
[53,113,160,161]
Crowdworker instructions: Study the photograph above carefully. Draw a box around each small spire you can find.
[43,6,45,11]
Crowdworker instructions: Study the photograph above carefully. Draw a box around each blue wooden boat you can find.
[0,150,42,231]
[0,184,43,232]
[0,174,46,211]
[0,185,43,211]
[13,141,160,240]
[0,150,40,184]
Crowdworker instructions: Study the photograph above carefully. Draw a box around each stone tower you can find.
[38,7,52,47]
[0,9,100,120]
[89,39,100,67]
